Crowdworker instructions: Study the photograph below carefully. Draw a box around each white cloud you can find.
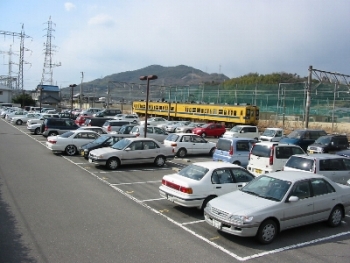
[64,2,76,12]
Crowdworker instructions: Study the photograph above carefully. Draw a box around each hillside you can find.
[60,65,229,99]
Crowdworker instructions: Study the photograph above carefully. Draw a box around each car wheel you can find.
[256,219,278,244]
[16,119,23,125]
[233,161,241,166]
[186,129,191,133]
[201,133,206,138]
[328,206,343,227]
[48,131,58,136]
[34,127,41,135]
[209,147,215,156]
[65,145,77,156]
[107,157,120,170]
[177,148,187,158]
[154,156,166,167]
[201,195,216,211]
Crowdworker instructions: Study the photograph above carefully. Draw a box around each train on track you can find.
[132,101,259,126]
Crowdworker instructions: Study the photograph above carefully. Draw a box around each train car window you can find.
[201,109,204,113]
[219,110,223,114]
[224,110,227,115]
[213,109,217,114]
[197,108,200,113]
[240,110,243,116]
[192,108,196,112]
[234,111,236,116]
[247,109,250,116]
[256,109,259,116]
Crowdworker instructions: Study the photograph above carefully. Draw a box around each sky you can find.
[1,0,350,90]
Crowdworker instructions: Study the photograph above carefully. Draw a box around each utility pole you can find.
[80,72,84,109]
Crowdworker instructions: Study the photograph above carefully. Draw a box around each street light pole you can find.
[70,84,77,117]
[139,75,158,138]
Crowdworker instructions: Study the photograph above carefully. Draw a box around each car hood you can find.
[279,138,298,144]
[208,190,275,214]
[90,147,120,155]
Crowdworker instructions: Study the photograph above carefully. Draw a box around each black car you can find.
[79,134,136,159]
[307,134,349,154]
[118,124,137,134]
[40,118,79,137]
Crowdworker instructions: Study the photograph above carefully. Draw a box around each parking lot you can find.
[4,119,350,261]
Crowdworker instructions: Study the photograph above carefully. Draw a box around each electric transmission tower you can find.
[40,16,61,85]
[0,25,31,91]
[0,45,18,89]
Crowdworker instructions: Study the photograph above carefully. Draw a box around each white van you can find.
[222,125,259,140]
[247,142,305,176]
[259,128,284,142]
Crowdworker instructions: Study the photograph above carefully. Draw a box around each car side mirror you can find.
[331,142,334,145]
[288,196,299,202]
[125,147,131,151]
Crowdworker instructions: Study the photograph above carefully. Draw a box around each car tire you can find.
[65,145,77,156]
[201,195,216,211]
[256,219,278,244]
[201,133,206,138]
[48,131,58,136]
[107,157,120,170]
[186,129,191,133]
[177,148,187,158]
[328,205,343,227]
[154,156,166,167]
[16,119,23,125]
[209,147,215,156]
[34,127,41,135]
[233,161,241,166]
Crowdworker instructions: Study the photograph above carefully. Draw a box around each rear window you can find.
[165,134,179,142]
[275,146,304,159]
[216,139,232,151]
[178,164,209,181]
[285,156,314,172]
[251,144,271,157]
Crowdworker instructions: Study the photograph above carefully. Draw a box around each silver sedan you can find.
[204,171,350,244]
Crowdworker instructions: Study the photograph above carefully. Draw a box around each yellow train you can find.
[132,101,259,126]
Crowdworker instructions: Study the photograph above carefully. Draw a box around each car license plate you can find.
[308,150,314,154]
[212,219,222,229]
[88,159,93,163]
[80,151,85,156]
[167,195,175,202]
[255,169,262,174]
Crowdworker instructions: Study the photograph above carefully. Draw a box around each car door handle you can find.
[238,185,243,187]
[307,204,313,207]
[216,186,222,189]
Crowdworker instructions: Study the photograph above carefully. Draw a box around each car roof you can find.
[219,137,256,142]
[123,137,158,142]
[72,129,98,133]
[191,161,243,170]
[290,153,347,160]
[255,141,301,147]
[263,171,325,182]
[171,133,201,136]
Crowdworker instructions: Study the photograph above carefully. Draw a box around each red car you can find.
[75,116,90,126]
[192,123,226,138]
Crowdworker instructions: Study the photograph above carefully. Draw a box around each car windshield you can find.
[201,124,210,128]
[229,126,241,132]
[178,164,209,181]
[287,130,303,139]
[262,129,276,136]
[59,131,74,138]
[241,175,292,202]
[314,136,331,145]
[111,138,130,150]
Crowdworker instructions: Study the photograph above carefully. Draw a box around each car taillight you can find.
[229,145,234,155]
[107,125,111,132]
[269,145,275,165]
[48,139,56,144]
[44,126,48,131]
[249,143,256,160]
[135,133,140,137]
[162,179,193,194]
[171,143,177,147]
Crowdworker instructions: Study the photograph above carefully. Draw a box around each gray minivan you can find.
[212,137,256,167]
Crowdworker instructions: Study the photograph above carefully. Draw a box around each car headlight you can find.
[228,215,254,225]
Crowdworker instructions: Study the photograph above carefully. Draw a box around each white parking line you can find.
[182,220,205,225]
[112,180,161,186]
[98,168,170,173]
[142,197,165,202]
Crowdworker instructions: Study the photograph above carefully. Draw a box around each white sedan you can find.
[10,113,41,125]
[139,117,169,126]
[204,171,350,244]
[46,130,100,155]
[159,162,255,210]
[164,133,216,158]
[88,137,175,170]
